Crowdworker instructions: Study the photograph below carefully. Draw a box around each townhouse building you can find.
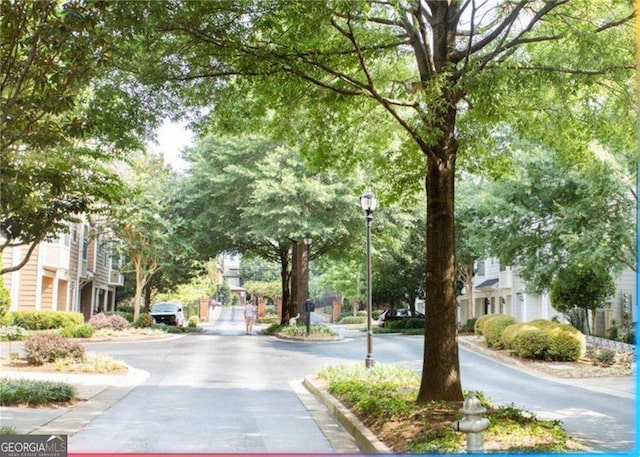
[2,217,124,321]
[457,257,636,336]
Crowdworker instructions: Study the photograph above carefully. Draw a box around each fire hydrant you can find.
[452,391,490,453]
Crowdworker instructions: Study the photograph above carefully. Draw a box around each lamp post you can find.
[360,189,377,368]
[304,238,312,336]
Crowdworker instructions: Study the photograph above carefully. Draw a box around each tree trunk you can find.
[418,146,463,403]
[279,247,292,325]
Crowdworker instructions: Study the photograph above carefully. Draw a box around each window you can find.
[82,226,89,261]
[72,224,78,243]
[476,260,485,276]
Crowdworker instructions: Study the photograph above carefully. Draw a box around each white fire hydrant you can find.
[452,391,490,453]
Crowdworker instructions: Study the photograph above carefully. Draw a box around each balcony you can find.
[499,269,513,289]
[109,270,124,286]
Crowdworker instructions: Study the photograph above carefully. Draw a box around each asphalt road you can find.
[67,307,634,453]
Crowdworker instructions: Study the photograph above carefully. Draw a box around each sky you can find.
[148,119,194,173]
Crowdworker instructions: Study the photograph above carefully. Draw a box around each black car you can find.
[377,308,425,327]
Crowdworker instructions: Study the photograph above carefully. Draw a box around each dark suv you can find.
[377,308,424,327]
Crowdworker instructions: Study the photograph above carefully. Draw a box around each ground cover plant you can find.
[265,323,339,339]
[317,363,582,453]
[0,379,76,407]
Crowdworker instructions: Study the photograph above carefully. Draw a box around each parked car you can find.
[377,308,425,327]
[150,302,185,326]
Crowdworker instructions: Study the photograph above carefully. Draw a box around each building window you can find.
[82,226,89,261]
[476,260,485,276]
[72,224,78,243]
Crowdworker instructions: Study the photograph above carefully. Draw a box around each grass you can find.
[0,378,76,407]
[317,363,582,453]
[51,353,128,373]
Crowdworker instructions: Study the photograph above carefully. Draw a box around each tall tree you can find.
[105,153,190,322]
[104,0,634,402]
[549,264,616,334]
[1,0,163,274]
[175,135,360,323]
[476,143,636,292]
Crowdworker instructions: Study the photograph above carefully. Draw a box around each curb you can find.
[303,376,392,454]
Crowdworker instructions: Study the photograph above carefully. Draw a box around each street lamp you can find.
[360,189,377,368]
[304,237,312,336]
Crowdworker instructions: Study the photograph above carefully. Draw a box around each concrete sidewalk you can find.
[1,367,150,435]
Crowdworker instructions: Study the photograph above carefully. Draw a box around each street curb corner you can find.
[303,376,392,454]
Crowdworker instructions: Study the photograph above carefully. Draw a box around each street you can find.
[65,307,634,453]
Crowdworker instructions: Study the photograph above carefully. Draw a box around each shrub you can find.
[108,314,130,330]
[460,318,477,334]
[483,315,516,348]
[500,323,537,350]
[89,312,129,330]
[372,310,382,320]
[474,314,499,335]
[594,348,616,367]
[10,311,83,330]
[257,316,280,325]
[338,316,367,325]
[59,323,95,339]
[188,316,200,328]
[385,320,407,330]
[0,277,10,319]
[24,334,85,365]
[134,313,154,328]
[512,329,552,360]
[547,329,583,361]
[0,379,76,406]
[404,318,425,329]
[0,325,28,341]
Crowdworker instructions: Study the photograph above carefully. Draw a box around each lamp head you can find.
[359,189,377,214]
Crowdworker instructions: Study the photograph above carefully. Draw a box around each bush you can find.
[134,313,154,328]
[512,329,552,360]
[460,318,477,334]
[256,316,280,325]
[89,312,130,330]
[404,318,425,329]
[500,323,537,350]
[0,277,10,319]
[338,316,367,325]
[483,315,516,349]
[547,329,583,361]
[385,320,407,330]
[24,334,85,365]
[10,311,84,330]
[594,348,616,367]
[0,325,28,341]
[474,314,499,335]
[59,323,95,339]
[188,315,200,327]
[0,379,76,406]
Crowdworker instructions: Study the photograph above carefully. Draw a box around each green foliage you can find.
[594,349,616,367]
[474,145,635,292]
[404,318,425,330]
[59,323,95,339]
[0,325,28,341]
[474,314,501,335]
[0,277,10,318]
[501,323,538,350]
[512,329,553,360]
[0,379,76,407]
[24,334,85,365]
[547,330,583,361]
[187,316,200,328]
[460,318,477,334]
[243,280,281,300]
[483,315,517,349]
[9,311,83,330]
[133,313,154,328]
[550,264,615,334]
[0,426,17,434]
[338,316,366,325]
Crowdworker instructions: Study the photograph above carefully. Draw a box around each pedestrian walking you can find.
[244,301,257,334]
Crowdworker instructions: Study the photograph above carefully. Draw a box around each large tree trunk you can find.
[279,247,292,325]
[418,144,463,403]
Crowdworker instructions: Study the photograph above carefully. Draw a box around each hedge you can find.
[500,323,538,350]
[7,311,84,330]
[513,329,553,359]
[483,315,516,348]
[474,314,501,335]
